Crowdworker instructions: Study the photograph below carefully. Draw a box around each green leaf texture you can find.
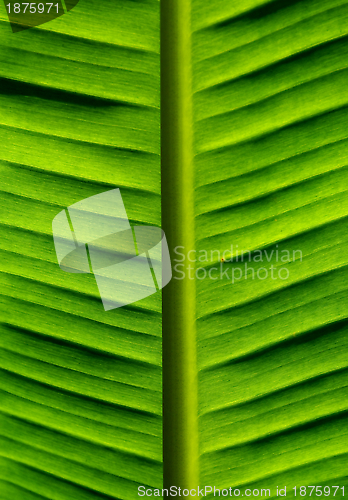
[0,1,161,499]
[193,0,348,495]
[2,0,348,498]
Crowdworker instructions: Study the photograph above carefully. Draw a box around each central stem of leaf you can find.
[161,0,199,492]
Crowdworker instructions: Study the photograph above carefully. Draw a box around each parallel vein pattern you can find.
[0,1,161,499]
[192,0,348,496]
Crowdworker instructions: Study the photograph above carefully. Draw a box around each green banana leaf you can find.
[0,0,162,498]
[2,0,348,498]
[192,0,348,494]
